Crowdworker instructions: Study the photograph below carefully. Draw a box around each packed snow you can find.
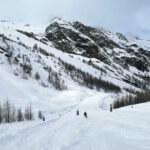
[0,98,149,150]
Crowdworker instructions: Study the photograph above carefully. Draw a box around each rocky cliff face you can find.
[45,17,150,73]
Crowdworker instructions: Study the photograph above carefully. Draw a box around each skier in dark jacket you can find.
[77,109,79,116]
[84,112,87,118]
[110,104,113,112]
[43,116,45,121]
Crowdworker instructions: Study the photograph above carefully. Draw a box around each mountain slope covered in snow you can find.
[0,18,150,150]
[0,18,150,109]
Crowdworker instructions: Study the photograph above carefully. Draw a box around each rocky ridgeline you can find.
[45,17,150,72]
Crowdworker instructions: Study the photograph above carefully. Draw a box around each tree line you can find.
[59,57,121,93]
[113,90,150,109]
[0,100,35,124]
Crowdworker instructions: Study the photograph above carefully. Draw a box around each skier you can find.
[43,116,45,121]
[77,109,79,116]
[110,104,113,112]
[84,112,87,118]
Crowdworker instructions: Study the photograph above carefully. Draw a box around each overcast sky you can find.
[0,0,150,37]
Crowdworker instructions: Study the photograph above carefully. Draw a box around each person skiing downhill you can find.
[43,116,45,121]
[84,112,87,118]
[77,109,79,116]
[110,104,113,112]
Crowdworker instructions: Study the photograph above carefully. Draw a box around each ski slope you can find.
[0,96,149,150]
[0,19,150,150]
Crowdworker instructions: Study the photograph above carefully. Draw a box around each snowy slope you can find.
[45,17,150,90]
[0,100,149,150]
[0,18,150,111]
[0,18,150,150]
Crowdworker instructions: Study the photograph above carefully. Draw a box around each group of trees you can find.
[21,55,32,75]
[3,41,67,91]
[59,58,121,93]
[47,66,67,91]
[0,101,34,124]
[21,62,32,75]
[113,90,150,109]
[33,44,54,57]
[122,75,149,91]
[33,45,67,91]
[4,44,32,78]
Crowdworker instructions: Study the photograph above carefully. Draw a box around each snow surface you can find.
[0,19,150,150]
[0,99,149,150]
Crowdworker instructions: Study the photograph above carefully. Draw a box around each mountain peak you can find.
[50,16,70,25]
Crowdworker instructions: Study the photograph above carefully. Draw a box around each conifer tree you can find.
[17,108,24,121]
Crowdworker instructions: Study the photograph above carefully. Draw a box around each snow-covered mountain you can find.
[0,17,150,150]
[0,17,150,110]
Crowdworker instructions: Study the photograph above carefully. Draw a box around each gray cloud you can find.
[0,0,150,37]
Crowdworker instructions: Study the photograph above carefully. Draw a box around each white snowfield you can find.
[0,99,150,150]
[0,19,150,150]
